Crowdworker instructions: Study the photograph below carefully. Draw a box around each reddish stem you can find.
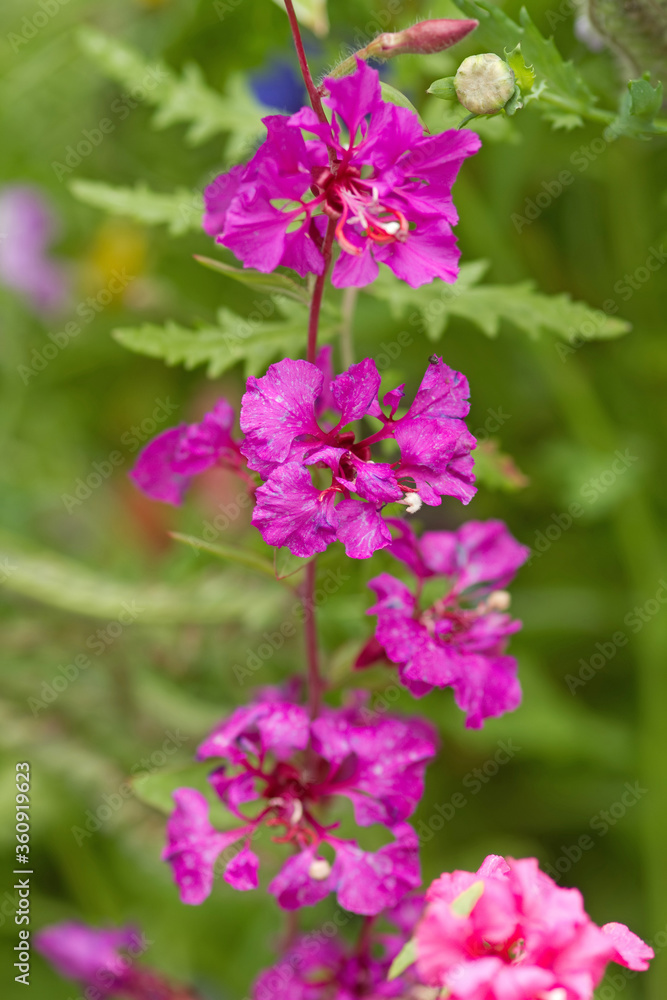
[307,218,336,363]
[304,559,324,717]
[283,0,328,126]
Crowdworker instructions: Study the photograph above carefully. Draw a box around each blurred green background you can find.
[1,0,666,997]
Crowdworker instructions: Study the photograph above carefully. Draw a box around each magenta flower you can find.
[162,696,437,913]
[203,60,480,288]
[129,399,245,505]
[253,895,426,1000]
[35,920,200,999]
[416,855,654,1000]
[361,520,530,727]
[0,185,68,314]
[34,922,141,996]
[240,354,476,559]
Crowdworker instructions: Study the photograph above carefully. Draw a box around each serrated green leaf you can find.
[608,77,667,139]
[367,263,630,345]
[387,938,417,981]
[270,0,329,37]
[194,255,310,304]
[519,8,596,108]
[113,301,336,378]
[70,179,202,236]
[451,880,485,916]
[506,45,535,92]
[474,439,529,492]
[169,533,279,580]
[77,27,264,154]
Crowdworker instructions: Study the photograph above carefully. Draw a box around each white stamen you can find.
[289,799,303,824]
[381,220,401,235]
[308,858,332,881]
[486,590,511,611]
[399,492,422,514]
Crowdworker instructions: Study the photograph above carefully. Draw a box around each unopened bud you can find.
[370,19,479,58]
[308,858,332,881]
[486,590,511,612]
[454,53,515,115]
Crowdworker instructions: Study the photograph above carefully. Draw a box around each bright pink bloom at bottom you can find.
[416,855,654,1000]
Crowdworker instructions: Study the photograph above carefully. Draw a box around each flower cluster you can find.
[204,59,480,289]
[361,519,530,727]
[34,921,198,1000]
[416,855,654,1000]
[130,399,245,505]
[241,352,476,558]
[253,895,425,1000]
[163,694,437,914]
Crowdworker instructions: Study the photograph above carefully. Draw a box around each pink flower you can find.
[416,855,654,1000]
[361,520,529,727]
[162,696,437,913]
[253,895,426,1000]
[129,399,245,504]
[0,185,68,315]
[35,920,199,999]
[240,353,476,559]
[204,60,480,288]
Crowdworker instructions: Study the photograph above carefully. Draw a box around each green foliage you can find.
[70,179,202,235]
[113,299,337,377]
[367,262,630,344]
[77,27,264,156]
[387,937,417,981]
[194,256,310,304]
[453,0,667,135]
[0,534,285,625]
[269,0,329,38]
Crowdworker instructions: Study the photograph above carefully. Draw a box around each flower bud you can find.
[454,53,515,115]
[308,858,332,881]
[369,19,479,58]
[486,590,511,612]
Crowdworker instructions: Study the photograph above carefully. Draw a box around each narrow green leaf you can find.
[380,83,425,126]
[169,533,279,580]
[132,764,238,828]
[387,938,417,981]
[0,535,284,625]
[451,880,485,917]
[70,179,202,236]
[193,255,310,303]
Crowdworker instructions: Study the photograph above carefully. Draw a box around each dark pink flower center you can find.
[312,164,409,255]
